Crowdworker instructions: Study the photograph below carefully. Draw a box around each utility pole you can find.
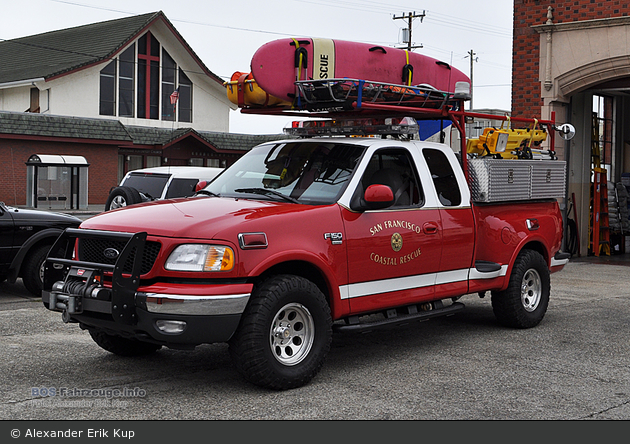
[393,11,425,51]
[465,49,478,110]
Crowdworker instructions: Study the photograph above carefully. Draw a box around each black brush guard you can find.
[43,228,148,325]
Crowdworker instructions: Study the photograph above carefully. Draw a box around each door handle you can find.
[423,222,439,234]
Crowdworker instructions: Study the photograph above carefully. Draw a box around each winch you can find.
[48,266,111,322]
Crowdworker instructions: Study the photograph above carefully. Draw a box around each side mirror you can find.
[364,184,394,210]
[195,180,209,193]
[556,123,575,141]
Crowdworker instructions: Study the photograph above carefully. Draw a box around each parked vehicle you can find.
[42,114,572,390]
[105,166,223,211]
[0,202,81,296]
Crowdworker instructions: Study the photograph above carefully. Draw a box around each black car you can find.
[0,202,82,296]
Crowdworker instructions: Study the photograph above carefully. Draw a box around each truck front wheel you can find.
[229,275,332,390]
[89,330,162,356]
[491,249,550,328]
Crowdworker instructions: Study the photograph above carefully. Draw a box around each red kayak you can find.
[250,38,470,103]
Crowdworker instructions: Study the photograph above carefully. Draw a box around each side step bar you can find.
[334,301,465,333]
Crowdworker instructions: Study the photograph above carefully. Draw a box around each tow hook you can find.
[61,309,76,324]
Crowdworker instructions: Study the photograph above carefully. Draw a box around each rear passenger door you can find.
[421,147,475,298]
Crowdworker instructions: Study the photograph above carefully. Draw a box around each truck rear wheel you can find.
[89,330,162,356]
[491,249,550,328]
[229,275,332,390]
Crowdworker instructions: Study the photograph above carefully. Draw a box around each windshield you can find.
[205,141,366,204]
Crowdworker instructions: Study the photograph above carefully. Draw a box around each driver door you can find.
[342,147,442,314]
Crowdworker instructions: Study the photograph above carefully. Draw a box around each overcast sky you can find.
[3,0,514,134]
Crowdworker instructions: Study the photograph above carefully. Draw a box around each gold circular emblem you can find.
[391,232,403,252]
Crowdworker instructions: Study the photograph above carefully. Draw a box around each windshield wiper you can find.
[195,189,220,197]
[234,188,300,204]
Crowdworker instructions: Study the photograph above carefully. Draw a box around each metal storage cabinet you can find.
[467,158,566,203]
[530,160,566,199]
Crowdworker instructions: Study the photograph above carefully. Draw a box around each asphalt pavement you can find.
[1,258,629,421]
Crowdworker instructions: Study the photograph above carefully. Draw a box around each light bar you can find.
[283,117,419,137]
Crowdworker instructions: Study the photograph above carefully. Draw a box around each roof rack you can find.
[292,78,460,112]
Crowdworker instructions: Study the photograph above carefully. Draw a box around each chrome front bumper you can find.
[142,292,250,316]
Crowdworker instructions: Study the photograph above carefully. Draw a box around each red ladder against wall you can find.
[591,167,610,257]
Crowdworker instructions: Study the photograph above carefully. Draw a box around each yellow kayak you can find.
[225,72,291,108]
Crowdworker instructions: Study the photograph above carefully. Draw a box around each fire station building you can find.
[513,0,630,256]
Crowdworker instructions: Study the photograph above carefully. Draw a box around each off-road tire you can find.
[229,274,332,390]
[89,330,162,356]
[105,186,142,211]
[491,249,550,328]
[21,244,51,297]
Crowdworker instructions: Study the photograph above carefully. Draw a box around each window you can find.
[30,88,40,113]
[146,156,161,168]
[179,69,192,123]
[138,32,160,119]
[165,178,200,198]
[98,31,192,122]
[361,149,423,208]
[127,155,143,172]
[99,60,116,116]
[119,44,135,117]
[592,94,613,172]
[423,148,461,206]
[162,50,177,121]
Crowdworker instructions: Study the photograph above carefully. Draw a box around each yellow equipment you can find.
[467,117,547,159]
[225,71,291,108]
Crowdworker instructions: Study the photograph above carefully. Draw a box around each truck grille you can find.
[77,239,161,275]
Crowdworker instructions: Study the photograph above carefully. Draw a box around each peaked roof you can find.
[0,11,223,85]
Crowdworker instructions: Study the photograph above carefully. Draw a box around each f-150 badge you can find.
[324,232,343,245]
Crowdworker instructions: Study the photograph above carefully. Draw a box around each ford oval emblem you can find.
[103,248,120,259]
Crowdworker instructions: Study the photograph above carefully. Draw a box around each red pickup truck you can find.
[42,115,570,390]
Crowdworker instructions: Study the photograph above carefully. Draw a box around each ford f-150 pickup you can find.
[42,113,570,390]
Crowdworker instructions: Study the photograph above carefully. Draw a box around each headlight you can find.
[165,244,234,272]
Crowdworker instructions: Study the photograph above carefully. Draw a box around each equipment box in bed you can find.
[467,158,566,203]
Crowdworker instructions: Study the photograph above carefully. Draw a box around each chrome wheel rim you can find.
[521,268,542,312]
[110,195,127,209]
[270,303,315,366]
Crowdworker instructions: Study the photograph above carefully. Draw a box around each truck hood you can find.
[80,197,300,239]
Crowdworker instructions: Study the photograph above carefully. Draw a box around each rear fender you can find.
[498,237,550,292]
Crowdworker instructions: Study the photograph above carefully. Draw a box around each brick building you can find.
[513,0,630,255]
